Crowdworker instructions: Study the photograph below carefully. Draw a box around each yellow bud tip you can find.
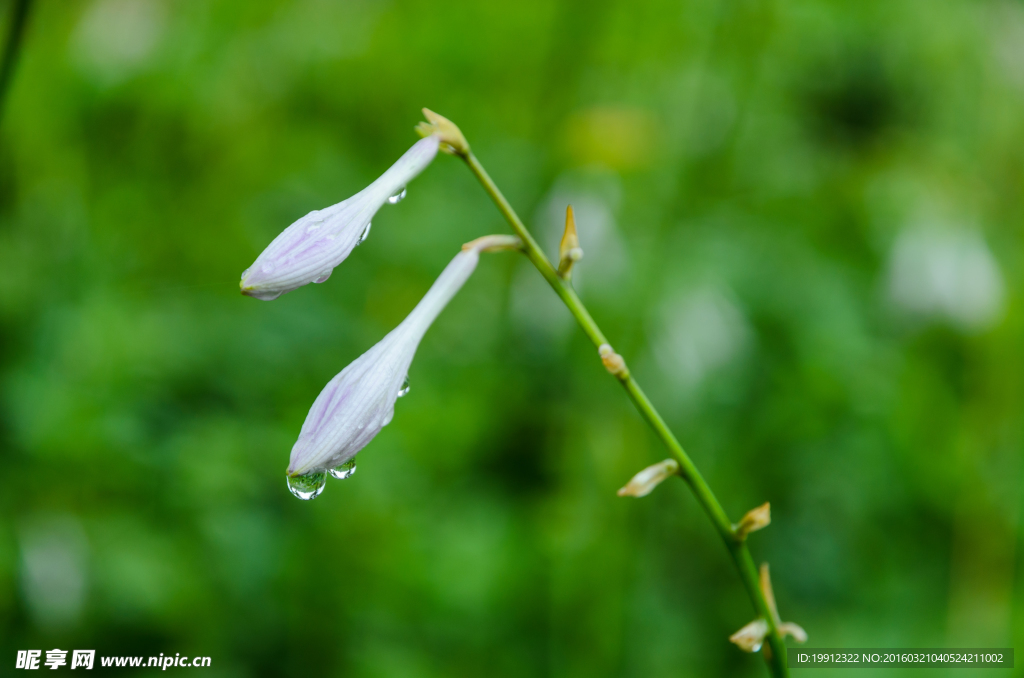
[417,108,470,156]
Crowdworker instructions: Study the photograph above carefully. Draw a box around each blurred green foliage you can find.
[1,0,1023,676]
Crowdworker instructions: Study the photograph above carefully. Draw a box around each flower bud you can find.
[287,240,490,477]
[415,108,469,157]
[617,458,679,498]
[240,135,440,301]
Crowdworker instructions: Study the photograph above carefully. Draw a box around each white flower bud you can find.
[287,241,485,476]
[617,458,679,498]
[241,135,440,301]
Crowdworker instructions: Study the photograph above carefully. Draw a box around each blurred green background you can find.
[1,0,1022,675]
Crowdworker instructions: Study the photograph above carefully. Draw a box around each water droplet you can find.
[287,472,326,500]
[750,642,763,653]
[248,289,282,301]
[328,457,357,480]
[241,267,251,280]
[356,222,372,245]
[397,376,410,398]
[387,187,407,204]
[314,270,332,284]
[261,262,276,275]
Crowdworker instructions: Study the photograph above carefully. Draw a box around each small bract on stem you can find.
[557,205,583,279]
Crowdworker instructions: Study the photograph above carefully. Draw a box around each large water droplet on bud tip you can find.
[287,471,327,500]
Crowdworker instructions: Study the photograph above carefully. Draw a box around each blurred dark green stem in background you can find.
[0,0,31,122]
[462,149,789,677]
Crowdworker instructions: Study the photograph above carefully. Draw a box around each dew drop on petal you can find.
[287,471,327,500]
[397,376,410,398]
[261,262,276,275]
[247,288,282,301]
[328,457,357,480]
[387,187,407,204]
[356,222,372,246]
[241,267,251,280]
[751,642,763,653]
[314,270,332,284]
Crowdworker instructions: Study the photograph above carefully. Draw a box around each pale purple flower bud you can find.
[287,242,484,476]
[240,135,441,300]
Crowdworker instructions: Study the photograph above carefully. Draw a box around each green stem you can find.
[0,0,32,123]
[462,150,788,677]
